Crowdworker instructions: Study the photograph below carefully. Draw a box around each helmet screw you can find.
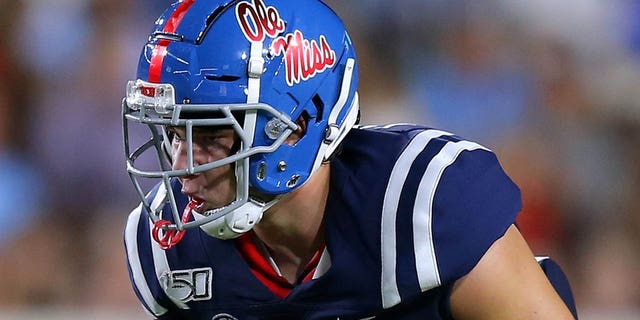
[265,118,285,139]
[277,161,287,172]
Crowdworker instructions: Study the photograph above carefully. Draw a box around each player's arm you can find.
[449,224,574,319]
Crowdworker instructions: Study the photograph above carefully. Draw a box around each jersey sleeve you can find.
[431,146,522,285]
[123,184,178,319]
[377,129,521,309]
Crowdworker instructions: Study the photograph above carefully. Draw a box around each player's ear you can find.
[284,113,309,146]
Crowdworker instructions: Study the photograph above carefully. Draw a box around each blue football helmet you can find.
[123,0,359,240]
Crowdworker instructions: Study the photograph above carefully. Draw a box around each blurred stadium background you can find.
[0,0,638,319]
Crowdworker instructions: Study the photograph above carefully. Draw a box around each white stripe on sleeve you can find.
[412,140,488,292]
[380,129,452,309]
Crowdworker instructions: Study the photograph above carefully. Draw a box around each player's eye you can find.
[167,128,184,143]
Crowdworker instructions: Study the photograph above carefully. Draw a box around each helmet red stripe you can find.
[148,0,196,83]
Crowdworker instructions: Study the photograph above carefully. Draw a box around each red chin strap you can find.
[152,199,200,250]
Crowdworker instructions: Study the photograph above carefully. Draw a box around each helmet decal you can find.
[235,0,286,42]
[272,31,336,86]
[235,0,336,86]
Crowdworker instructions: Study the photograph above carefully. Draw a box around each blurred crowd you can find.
[0,0,638,318]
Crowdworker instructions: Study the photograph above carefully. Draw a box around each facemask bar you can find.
[122,85,298,231]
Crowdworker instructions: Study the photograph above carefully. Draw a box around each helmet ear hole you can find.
[285,112,310,146]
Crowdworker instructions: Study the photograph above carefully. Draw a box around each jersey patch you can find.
[159,267,213,303]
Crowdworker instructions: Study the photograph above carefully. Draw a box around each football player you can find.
[122,0,577,319]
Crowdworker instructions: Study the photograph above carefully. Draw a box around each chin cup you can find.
[192,200,267,239]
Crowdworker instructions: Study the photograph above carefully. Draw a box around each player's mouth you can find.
[190,196,208,214]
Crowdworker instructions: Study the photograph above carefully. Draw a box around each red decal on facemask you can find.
[148,0,196,83]
[141,86,156,97]
[235,0,285,42]
[272,30,337,86]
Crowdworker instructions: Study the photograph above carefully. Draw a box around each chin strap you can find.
[152,199,200,250]
[192,197,278,240]
[151,196,276,247]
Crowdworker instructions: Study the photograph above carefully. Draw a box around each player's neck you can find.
[252,163,330,283]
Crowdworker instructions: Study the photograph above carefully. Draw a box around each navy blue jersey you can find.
[124,125,523,319]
